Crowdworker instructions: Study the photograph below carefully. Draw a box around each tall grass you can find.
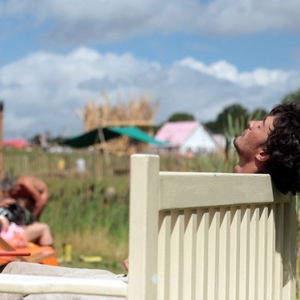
[40,177,130,271]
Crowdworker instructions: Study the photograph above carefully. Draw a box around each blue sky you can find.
[1,0,300,139]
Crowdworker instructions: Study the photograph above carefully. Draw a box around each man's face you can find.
[234,116,276,161]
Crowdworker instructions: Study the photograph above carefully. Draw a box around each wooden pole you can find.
[0,100,3,180]
[97,128,111,165]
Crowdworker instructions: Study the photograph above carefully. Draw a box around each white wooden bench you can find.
[0,154,297,299]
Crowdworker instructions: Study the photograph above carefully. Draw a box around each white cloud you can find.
[2,0,300,45]
[178,58,295,87]
[4,111,35,139]
[1,47,299,139]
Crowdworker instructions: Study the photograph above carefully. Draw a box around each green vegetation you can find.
[282,88,300,104]
[167,112,195,122]
[205,103,268,134]
[41,177,130,273]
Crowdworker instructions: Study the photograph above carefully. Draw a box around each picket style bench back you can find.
[128,154,297,300]
[0,154,296,300]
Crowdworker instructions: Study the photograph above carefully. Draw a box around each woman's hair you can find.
[262,102,300,194]
[0,177,17,193]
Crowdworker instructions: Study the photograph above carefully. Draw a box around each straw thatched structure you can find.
[77,94,159,132]
[76,94,159,155]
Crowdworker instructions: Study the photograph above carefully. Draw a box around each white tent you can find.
[154,121,219,155]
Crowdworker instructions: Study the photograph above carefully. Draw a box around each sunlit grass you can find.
[39,176,130,272]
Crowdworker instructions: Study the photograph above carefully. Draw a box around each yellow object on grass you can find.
[79,255,103,263]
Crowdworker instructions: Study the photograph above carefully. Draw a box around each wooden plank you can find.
[257,206,268,299]
[157,212,171,300]
[169,211,184,300]
[218,207,231,300]
[274,204,284,300]
[228,207,241,300]
[238,206,250,300]
[128,154,159,300]
[0,275,127,296]
[159,173,291,210]
[195,209,209,299]
[207,208,220,300]
[266,204,275,300]
[248,206,259,300]
[182,210,196,300]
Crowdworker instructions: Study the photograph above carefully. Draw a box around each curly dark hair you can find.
[262,102,300,194]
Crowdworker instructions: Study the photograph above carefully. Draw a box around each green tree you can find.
[281,88,300,104]
[205,104,248,134]
[29,134,41,145]
[249,108,268,120]
[167,112,195,122]
[153,112,195,134]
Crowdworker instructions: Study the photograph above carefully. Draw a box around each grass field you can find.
[41,176,130,273]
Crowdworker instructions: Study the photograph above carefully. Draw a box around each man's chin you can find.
[233,137,237,148]
[233,137,240,155]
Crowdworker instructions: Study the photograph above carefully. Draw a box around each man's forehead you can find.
[264,115,276,130]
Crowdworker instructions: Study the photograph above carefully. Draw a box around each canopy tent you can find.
[3,138,29,150]
[61,126,166,148]
[153,121,218,154]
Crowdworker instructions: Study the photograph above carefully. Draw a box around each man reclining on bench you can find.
[1,102,300,300]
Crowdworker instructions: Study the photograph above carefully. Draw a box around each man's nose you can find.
[248,120,260,129]
[248,121,255,129]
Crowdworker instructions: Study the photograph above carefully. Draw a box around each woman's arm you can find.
[0,198,16,208]
[0,215,10,232]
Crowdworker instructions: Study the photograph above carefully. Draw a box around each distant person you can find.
[0,197,53,248]
[0,176,49,220]
[185,148,194,158]
[76,157,86,172]
[58,157,68,171]
[39,135,48,152]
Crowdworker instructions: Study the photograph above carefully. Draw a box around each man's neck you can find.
[234,161,259,174]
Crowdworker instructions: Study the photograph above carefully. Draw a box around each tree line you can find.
[163,88,300,135]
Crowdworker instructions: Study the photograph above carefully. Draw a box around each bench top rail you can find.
[159,172,292,210]
[0,274,127,297]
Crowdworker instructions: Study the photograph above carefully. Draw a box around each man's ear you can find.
[255,150,270,162]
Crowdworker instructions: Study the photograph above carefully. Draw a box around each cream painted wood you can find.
[159,172,290,210]
[169,211,184,300]
[157,211,171,300]
[218,207,230,300]
[238,206,250,300]
[274,204,284,300]
[248,206,259,299]
[151,154,296,300]
[195,209,209,299]
[266,205,275,300]
[207,208,220,300]
[183,210,196,300]
[128,154,159,300]
[156,202,296,300]
[229,207,240,300]
[0,275,127,296]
